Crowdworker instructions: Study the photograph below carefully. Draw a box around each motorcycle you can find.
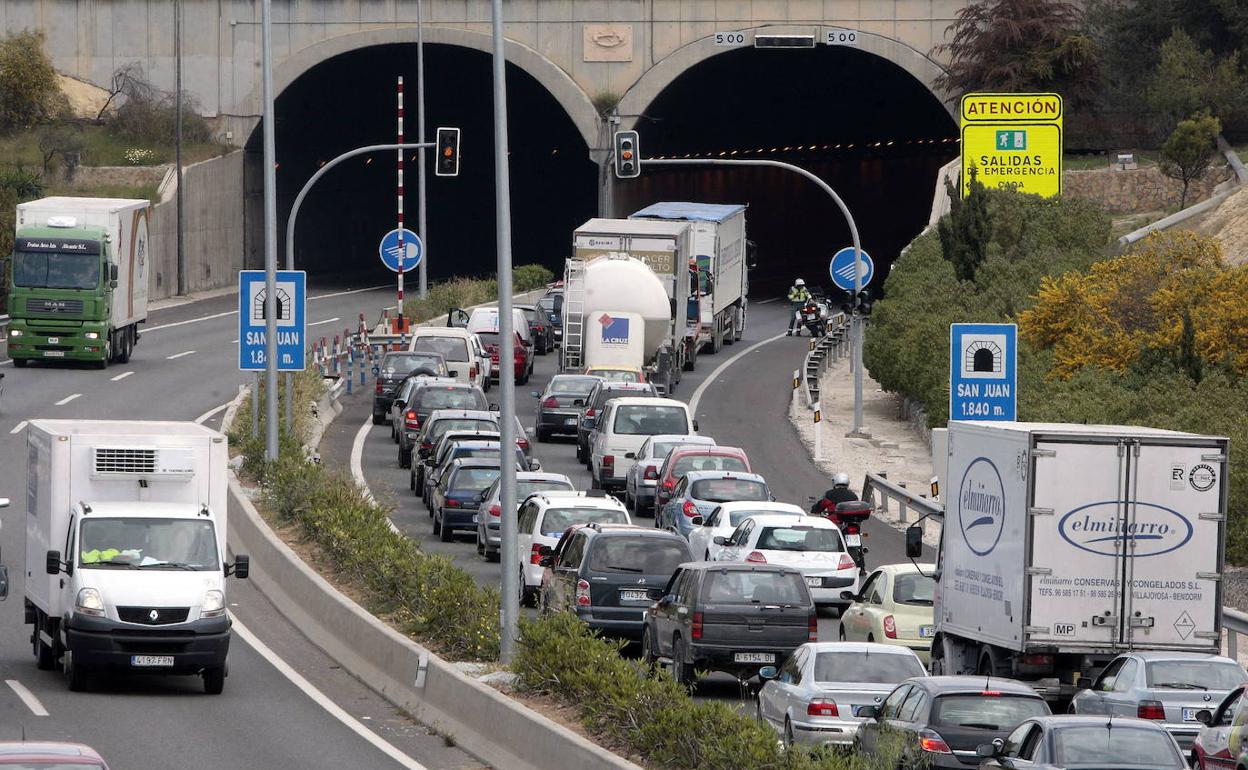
[795,300,826,338]
[810,497,871,572]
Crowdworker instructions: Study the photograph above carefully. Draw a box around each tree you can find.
[935,0,1099,105]
[1158,112,1221,208]
[937,169,993,282]
[38,125,86,178]
[1145,30,1246,125]
[0,30,63,131]
[94,62,145,123]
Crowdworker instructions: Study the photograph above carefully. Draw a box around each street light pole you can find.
[416,0,428,299]
[261,0,280,461]
[491,0,520,664]
[174,0,186,296]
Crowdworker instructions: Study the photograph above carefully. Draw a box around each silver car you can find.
[757,641,927,748]
[1070,651,1247,752]
[532,375,600,442]
[622,434,715,516]
[474,472,574,561]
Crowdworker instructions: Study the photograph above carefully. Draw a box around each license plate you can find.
[42,350,64,357]
[472,514,479,524]
[845,533,862,547]
[564,418,577,426]
[47,337,60,344]
[734,652,774,664]
[805,577,823,587]
[1182,707,1200,722]
[919,625,935,638]
[131,655,175,667]
[620,590,648,601]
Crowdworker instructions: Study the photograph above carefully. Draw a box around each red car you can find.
[0,742,109,768]
[477,330,534,385]
[652,445,751,513]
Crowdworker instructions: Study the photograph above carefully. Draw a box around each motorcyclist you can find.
[786,279,812,336]
[811,473,858,520]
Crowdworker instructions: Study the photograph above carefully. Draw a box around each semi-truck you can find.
[560,252,687,395]
[630,202,749,353]
[7,197,150,368]
[908,421,1228,704]
[25,420,249,693]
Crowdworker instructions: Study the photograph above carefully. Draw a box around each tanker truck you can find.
[559,248,687,396]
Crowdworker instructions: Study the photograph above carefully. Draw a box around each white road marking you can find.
[351,417,402,535]
[231,339,239,344]
[688,332,788,416]
[6,680,49,717]
[756,297,780,305]
[194,403,231,425]
[9,421,28,435]
[54,393,81,406]
[143,286,388,335]
[166,350,196,360]
[110,371,134,381]
[231,619,429,770]
[0,360,11,367]
[309,317,341,327]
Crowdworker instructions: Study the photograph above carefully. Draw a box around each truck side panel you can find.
[710,211,746,317]
[24,427,61,616]
[111,203,149,328]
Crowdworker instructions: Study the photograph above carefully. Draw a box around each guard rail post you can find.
[346,345,354,395]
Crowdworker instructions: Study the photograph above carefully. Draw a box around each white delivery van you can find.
[25,420,249,693]
[589,397,697,491]
[408,327,492,392]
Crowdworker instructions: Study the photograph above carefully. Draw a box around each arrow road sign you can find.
[378,228,423,273]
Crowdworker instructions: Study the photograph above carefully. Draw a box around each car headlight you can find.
[83,331,99,340]
[8,329,21,337]
[201,589,225,618]
[75,587,105,617]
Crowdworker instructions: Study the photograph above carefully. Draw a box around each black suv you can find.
[372,351,450,423]
[575,380,658,463]
[642,562,816,685]
[538,524,692,639]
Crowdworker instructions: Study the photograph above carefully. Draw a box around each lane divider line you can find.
[194,402,231,425]
[143,285,389,335]
[688,332,788,416]
[350,416,403,535]
[166,350,196,360]
[10,421,28,435]
[54,393,81,406]
[110,371,134,382]
[6,679,49,716]
[309,317,341,327]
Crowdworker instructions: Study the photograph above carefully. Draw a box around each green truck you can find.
[7,197,150,368]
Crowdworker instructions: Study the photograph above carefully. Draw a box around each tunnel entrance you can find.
[246,42,597,286]
[618,44,958,297]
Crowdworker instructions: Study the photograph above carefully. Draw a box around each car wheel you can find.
[641,627,658,666]
[867,634,875,643]
[476,532,485,556]
[373,410,386,425]
[519,571,531,608]
[486,547,500,563]
[439,517,454,542]
[432,513,441,535]
[409,469,416,491]
[838,625,846,641]
[63,653,88,692]
[783,717,795,749]
[536,428,549,443]
[672,637,695,688]
[398,447,409,469]
[202,666,226,695]
[704,550,711,561]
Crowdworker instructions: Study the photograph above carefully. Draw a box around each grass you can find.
[0,122,229,168]
[44,182,161,203]
[1064,150,1160,170]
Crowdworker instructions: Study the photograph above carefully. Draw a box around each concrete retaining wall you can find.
[1064,163,1233,213]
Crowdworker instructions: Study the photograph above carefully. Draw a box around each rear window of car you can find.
[691,478,767,503]
[893,573,936,606]
[413,336,469,362]
[1146,660,1247,691]
[537,507,628,537]
[431,419,496,439]
[416,387,487,411]
[756,526,843,552]
[382,353,442,377]
[588,537,689,575]
[612,405,689,435]
[516,480,574,499]
[814,652,926,684]
[450,468,501,491]
[453,447,501,462]
[674,455,748,475]
[522,308,541,323]
[701,570,809,605]
[1052,725,1181,766]
[551,377,598,396]
[930,695,1049,730]
[728,509,801,527]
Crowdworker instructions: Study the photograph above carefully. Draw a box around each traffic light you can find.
[435,127,460,177]
[856,290,872,315]
[614,130,640,178]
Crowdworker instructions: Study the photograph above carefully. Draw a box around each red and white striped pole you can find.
[396,75,406,340]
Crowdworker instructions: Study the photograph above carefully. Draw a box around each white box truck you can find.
[909,422,1228,703]
[630,202,749,353]
[9,197,150,368]
[25,420,249,693]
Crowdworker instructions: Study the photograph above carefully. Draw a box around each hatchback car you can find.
[532,374,601,441]
[976,715,1188,770]
[516,491,631,605]
[478,329,534,385]
[712,514,857,610]
[413,421,499,494]
[1070,651,1247,752]
[389,373,457,442]
[658,470,770,538]
[653,445,752,514]
[756,642,927,748]
[396,381,489,467]
[839,563,936,662]
[687,501,808,562]
[431,458,504,542]
[853,676,1051,768]
[372,350,450,423]
[575,381,658,463]
[422,431,502,504]
[537,293,562,343]
[475,472,574,561]
[642,562,817,685]
[517,303,555,354]
[589,397,697,490]
[624,434,717,516]
[423,435,530,506]
[1192,683,1245,770]
[0,742,110,768]
[408,328,491,391]
[538,523,692,639]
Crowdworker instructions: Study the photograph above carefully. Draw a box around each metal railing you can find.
[800,311,850,409]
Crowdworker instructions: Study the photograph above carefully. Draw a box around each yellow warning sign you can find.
[960,93,1063,199]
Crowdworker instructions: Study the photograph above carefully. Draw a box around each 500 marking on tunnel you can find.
[1057,501,1193,557]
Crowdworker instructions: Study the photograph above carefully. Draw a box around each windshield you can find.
[674,455,748,475]
[538,507,628,537]
[613,405,688,436]
[1052,725,1181,767]
[691,478,768,503]
[1146,660,1247,691]
[593,369,642,383]
[893,573,935,605]
[431,419,496,440]
[756,525,842,552]
[814,652,926,684]
[702,570,809,605]
[588,537,689,574]
[728,509,801,527]
[416,387,486,411]
[538,296,561,313]
[79,517,220,570]
[931,695,1049,730]
[381,353,444,377]
[413,336,469,362]
[450,468,501,491]
[13,250,100,290]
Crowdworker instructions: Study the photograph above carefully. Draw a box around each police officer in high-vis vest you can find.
[786,278,812,335]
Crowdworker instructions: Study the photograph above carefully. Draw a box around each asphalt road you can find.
[0,284,482,770]
[325,300,919,706]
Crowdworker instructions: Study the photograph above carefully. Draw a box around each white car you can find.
[408,327,492,392]
[713,514,860,610]
[623,434,715,516]
[466,306,533,348]
[687,501,808,562]
[475,471,574,561]
[515,490,630,605]
[589,397,697,491]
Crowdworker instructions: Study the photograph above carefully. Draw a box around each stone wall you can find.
[1064,163,1234,213]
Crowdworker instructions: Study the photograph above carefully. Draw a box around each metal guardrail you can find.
[800,311,850,409]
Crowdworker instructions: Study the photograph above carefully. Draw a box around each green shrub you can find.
[0,31,65,131]
[402,276,498,323]
[512,264,555,292]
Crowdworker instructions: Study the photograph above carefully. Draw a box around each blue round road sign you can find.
[829,247,874,291]
[379,228,423,273]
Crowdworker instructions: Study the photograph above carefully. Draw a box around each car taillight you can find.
[405,410,419,427]
[603,455,614,471]
[918,730,952,754]
[644,466,658,480]
[883,615,897,639]
[585,408,596,418]
[421,441,433,451]
[375,381,383,393]
[837,554,856,570]
[746,551,767,564]
[445,499,460,508]
[845,523,860,534]
[469,365,478,378]
[575,579,591,607]
[808,613,818,641]
[530,544,544,565]
[1023,653,1055,666]
[662,478,674,489]
[807,699,838,717]
[1138,701,1166,720]
[514,348,525,362]
[543,397,559,408]
[488,504,501,518]
[682,500,698,517]
[518,438,530,452]
[691,611,703,640]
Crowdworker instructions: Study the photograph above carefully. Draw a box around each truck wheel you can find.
[63,652,88,692]
[711,323,724,354]
[202,666,226,694]
[33,622,56,671]
[978,646,1010,677]
[12,358,27,368]
[117,327,133,364]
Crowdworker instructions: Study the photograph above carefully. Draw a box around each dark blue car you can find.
[431,458,502,543]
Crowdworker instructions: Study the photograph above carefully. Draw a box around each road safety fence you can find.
[799,310,850,410]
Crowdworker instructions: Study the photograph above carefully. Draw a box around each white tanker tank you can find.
[579,255,672,365]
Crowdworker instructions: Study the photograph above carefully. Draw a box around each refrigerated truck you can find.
[25,420,249,693]
[913,421,1227,703]
[630,202,748,354]
[7,197,150,368]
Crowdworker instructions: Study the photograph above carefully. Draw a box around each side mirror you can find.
[857,705,879,720]
[448,370,459,377]
[0,498,9,509]
[690,516,704,526]
[1195,709,1214,726]
[537,545,553,557]
[840,590,858,602]
[228,554,250,579]
[713,536,728,546]
[692,420,699,432]
[975,744,997,758]
[758,665,779,681]
[0,565,10,600]
[538,555,554,568]
[529,459,543,471]
[489,404,501,412]
[573,399,585,406]
[905,526,923,559]
[531,391,541,398]
[658,594,675,606]
[46,550,61,575]
[110,264,119,281]
[625,452,636,459]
